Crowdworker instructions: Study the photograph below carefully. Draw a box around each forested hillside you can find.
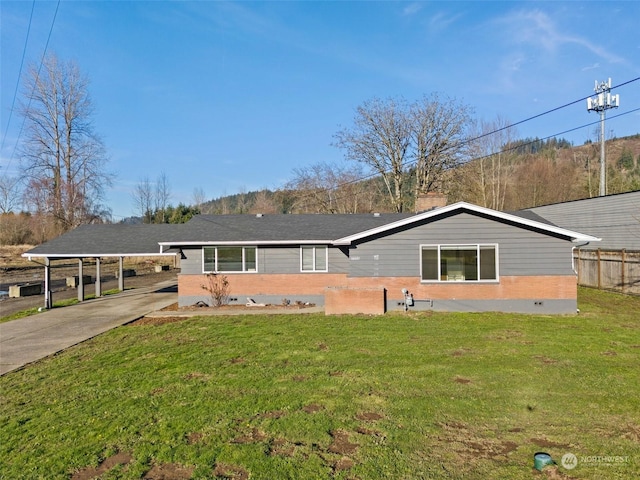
[200,135,640,215]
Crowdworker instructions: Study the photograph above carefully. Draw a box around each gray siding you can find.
[180,247,203,274]
[179,212,577,278]
[528,191,640,251]
[180,245,349,275]
[348,212,575,277]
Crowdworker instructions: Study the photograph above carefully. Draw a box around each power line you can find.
[0,0,35,155]
[3,0,61,173]
[287,105,640,210]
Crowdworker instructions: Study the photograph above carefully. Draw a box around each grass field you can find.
[1,287,639,479]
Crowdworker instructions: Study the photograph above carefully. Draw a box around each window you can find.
[301,245,328,272]
[203,246,256,273]
[421,244,497,282]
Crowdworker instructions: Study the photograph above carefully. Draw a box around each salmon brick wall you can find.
[325,287,386,315]
[179,273,576,301]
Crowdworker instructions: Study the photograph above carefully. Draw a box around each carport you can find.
[22,224,184,309]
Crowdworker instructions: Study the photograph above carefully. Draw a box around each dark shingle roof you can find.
[23,213,413,256]
[24,202,600,258]
[508,210,557,226]
[25,224,185,257]
[177,213,413,243]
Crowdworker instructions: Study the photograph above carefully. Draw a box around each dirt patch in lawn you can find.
[333,456,355,472]
[72,452,133,480]
[187,432,203,444]
[302,403,324,414]
[356,411,383,421]
[129,316,190,326]
[268,438,296,457]
[439,421,519,462]
[213,462,249,479]
[454,376,472,384]
[253,409,286,420]
[533,355,559,365]
[622,423,640,442]
[540,466,579,479]
[232,428,269,444]
[328,429,359,455]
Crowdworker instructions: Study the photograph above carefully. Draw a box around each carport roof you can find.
[23,224,185,258]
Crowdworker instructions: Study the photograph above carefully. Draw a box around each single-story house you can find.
[160,201,599,314]
[23,201,600,315]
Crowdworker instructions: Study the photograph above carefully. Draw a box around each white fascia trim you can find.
[158,240,333,247]
[333,201,601,245]
[22,252,176,259]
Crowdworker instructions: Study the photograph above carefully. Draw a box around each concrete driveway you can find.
[0,279,177,376]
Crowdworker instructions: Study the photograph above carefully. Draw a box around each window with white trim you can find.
[421,244,498,282]
[203,246,257,273]
[300,245,328,272]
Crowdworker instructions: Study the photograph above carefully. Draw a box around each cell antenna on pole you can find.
[587,78,619,196]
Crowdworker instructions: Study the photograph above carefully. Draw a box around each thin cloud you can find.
[498,9,625,64]
[428,11,464,33]
[402,2,422,16]
[582,63,600,71]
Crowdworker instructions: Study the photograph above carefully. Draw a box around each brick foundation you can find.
[325,287,386,315]
[179,273,577,313]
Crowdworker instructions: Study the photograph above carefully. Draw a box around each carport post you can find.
[95,257,102,297]
[78,258,85,302]
[118,256,124,291]
[44,257,52,309]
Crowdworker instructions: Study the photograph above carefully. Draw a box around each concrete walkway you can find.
[0,279,177,376]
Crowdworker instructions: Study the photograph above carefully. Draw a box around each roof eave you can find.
[334,201,602,244]
[22,252,177,259]
[158,240,334,247]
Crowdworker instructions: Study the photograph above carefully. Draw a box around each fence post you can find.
[621,249,626,293]
[597,249,602,290]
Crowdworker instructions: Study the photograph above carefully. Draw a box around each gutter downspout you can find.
[572,242,591,276]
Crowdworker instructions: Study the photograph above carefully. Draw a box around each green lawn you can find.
[1,287,639,479]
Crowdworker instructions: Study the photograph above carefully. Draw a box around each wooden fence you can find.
[574,249,640,295]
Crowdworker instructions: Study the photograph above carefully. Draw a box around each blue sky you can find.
[2,1,639,220]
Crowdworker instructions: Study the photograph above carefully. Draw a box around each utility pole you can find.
[586,78,619,196]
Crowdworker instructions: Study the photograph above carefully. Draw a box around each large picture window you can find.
[421,244,498,282]
[203,246,256,273]
[301,245,328,272]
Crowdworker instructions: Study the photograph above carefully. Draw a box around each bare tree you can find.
[411,94,473,198]
[192,187,208,212]
[131,172,172,223]
[132,176,154,223]
[334,97,411,212]
[154,171,171,222]
[0,175,22,214]
[19,54,112,231]
[249,189,279,214]
[235,187,249,213]
[462,116,517,210]
[334,95,473,212]
[285,161,374,213]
